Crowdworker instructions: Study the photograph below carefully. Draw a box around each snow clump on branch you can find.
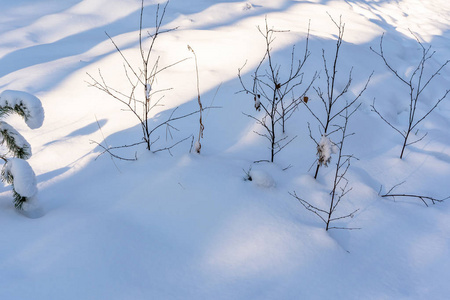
[0,90,45,129]
[3,158,37,198]
[0,90,44,213]
[317,135,337,167]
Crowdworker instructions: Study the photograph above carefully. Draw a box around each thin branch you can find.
[153,134,194,156]
[380,181,449,207]
[371,98,405,138]
[90,140,141,161]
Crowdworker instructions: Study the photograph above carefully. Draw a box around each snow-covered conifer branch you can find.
[0,121,32,159]
[1,158,38,210]
[0,90,43,212]
[0,90,45,129]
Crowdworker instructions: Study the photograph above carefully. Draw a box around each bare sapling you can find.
[370,31,450,159]
[88,1,203,159]
[291,105,360,231]
[304,14,372,179]
[238,18,316,163]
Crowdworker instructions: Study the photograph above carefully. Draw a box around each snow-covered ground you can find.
[1,0,450,299]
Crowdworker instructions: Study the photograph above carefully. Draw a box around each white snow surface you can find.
[1,0,450,299]
[249,168,276,188]
[0,90,45,129]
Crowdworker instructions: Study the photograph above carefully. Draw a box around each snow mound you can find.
[0,90,45,129]
[249,169,276,188]
[19,195,43,217]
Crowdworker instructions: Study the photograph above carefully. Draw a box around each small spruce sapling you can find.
[0,90,44,211]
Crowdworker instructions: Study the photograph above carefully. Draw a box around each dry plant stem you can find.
[238,18,316,162]
[370,31,450,159]
[90,140,140,161]
[305,14,372,179]
[187,45,204,153]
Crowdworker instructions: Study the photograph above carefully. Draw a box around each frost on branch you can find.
[1,158,38,210]
[317,135,337,167]
[0,90,45,129]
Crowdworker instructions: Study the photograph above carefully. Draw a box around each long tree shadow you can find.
[0,0,83,33]
[0,1,247,93]
[4,0,449,214]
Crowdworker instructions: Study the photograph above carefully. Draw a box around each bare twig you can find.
[90,140,140,161]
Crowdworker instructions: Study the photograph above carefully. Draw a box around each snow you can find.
[317,134,337,167]
[194,140,201,153]
[248,167,276,188]
[1,0,450,299]
[4,158,37,198]
[0,90,45,129]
